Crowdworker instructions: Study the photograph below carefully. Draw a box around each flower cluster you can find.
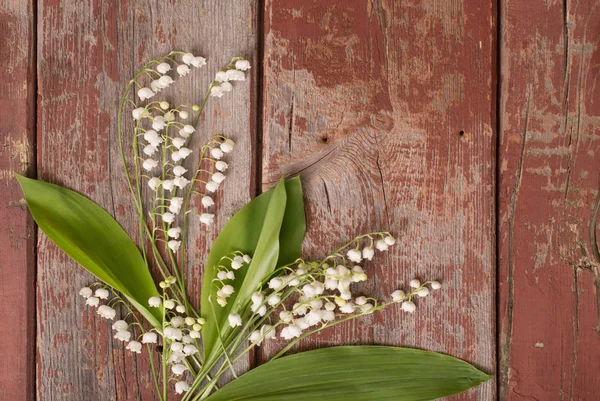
[218,233,442,348]
[210,59,251,98]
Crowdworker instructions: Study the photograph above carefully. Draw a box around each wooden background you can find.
[1,0,599,400]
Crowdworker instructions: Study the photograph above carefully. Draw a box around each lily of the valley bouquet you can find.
[18,50,490,400]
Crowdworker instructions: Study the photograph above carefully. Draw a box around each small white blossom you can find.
[164,300,176,310]
[162,180,175,191]
[173,177,190,189]
[201,196,214,208]
[417,287,430,297]
[340,303,355,314]
[159,101,170,110]
[325,301,336,311]
[347,249,362,263]
[431,281,442,290]
[221,285,235,296]
[220,81,233,92]
[162,212,175,224]
[235,60,251,71]
[171,316,185,328]
[261,324,276,339]
[210,147,224,160]
[205,180,219,193]
[199,213,214,226]
[228,313,242,327]
[143,144,158,156]
[182,335,193,344]
[152,116,167,131]
[391,290,405,302]
[401,301,416,313]
[97,305,116,320]
[148,177,160,191]
[171,137,186,149]
[215,161,228,171]
[142,159,158,171]
[267,293,281,306]
[409,279,421,288]
[150,80,162,93]
[189,330,201,339]
[249,330,261,344]
[268,277,284,290]
[132,107,147,120]
[86,296,100,307]
[243,254,252,264]
[144,130,163,146]
[126,341,142,353]
[114,330,131,342]
[226,69,245,81]
[183,344,198,355]
[362,247,375,261]
[164,327,183,340]
[170,342,184,353]
[169,197,184,214]
[384,235,396,246]
[179,110,189,119]
[142,332,157,344]
[156,62,171,74]
[137,87,154,101]
[182,53,195,65]
[177,64,191,76]
[95,288,109,299]
[215,71,228,82]
[210,86,224,98]
[175,381,190,395]
[375,240,389,251]
[168,240,181,252]
[280,324,302,340]
[148,296,161,307]
[355,296,367,306]
[212,172,226,184]
[216,297,227,307]
[176,305,186,313]
[168,227,181,239]
[191,56,206,68]
[171,364,188,375]
[158,75,174,88]
[251,292,264,305]
[220,139,235,153]
[79,287,93,299]
[112,320,128,331]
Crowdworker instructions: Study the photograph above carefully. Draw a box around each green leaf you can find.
[205,346,492,401]
[16,175,161,327]
[201,177,305,361]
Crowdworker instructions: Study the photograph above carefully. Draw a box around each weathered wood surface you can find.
[4,0,600,400]
[260,1,496,400]
[0,0,36,400]
[36,0,257,399]
[498,0,600,399]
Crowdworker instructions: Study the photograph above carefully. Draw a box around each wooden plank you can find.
[36,1,257,399]
[0,0,36,400]
[499,0,600,399]
[261,1,496,400]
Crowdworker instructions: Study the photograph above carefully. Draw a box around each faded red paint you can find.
[499,0,600,399]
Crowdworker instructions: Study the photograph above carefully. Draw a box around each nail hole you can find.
[321,136,328,143]
[458,130,465,137]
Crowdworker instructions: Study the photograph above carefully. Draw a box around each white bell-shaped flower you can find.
[205,180,219,193]
[215,161,228,171]
[162,212,175,224]
[177,64,190,76]
[97,305,116,320]
[212,172,226,184]
[431,281,442,290]
[175,381,190,394]
[114,330,131,342]
[142,332,158,344]
[401,301,416,313]
[132,107,147,120]
[168,240,181,252]
[148,296,161,307]
[182,53,195,65]
[148,177,160,191]
[137,87,154,101]
[171,364,188,375]
[167,227,181,239]
[173,177,190,189]
[79,287,93,298]
[191,56,206,68]
[95,288,109,299]
[126,341,142,353]
[228,313,242,327]
[201,196,214,208]
[86,296,100,307]
[210,86,224,98]
[112,320,128,331]
[162,180,175,191]
[235,60,251,71]
[215,71,228,82]
[172,137,186,149]
[142,159,158,171]
[220,139,235,153]
[156,62,171,74]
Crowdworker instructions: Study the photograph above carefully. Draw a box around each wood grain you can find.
[260,1,496,400]
[498,0,600,399]
[0,0,36,400]
[36,0,257,399]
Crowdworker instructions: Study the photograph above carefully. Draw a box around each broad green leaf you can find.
[16,175,161,327]
[201,177,305,361]
[205,346,492,401]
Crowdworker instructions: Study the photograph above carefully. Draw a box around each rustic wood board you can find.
[498,0,600,399]
[36,0,257,399]
[0,1,36,400]
[260,1,497,400]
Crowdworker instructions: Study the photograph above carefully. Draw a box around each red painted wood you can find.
[0,1,36,400]
[35,1,257,399]
[261,1,496,400]
[498,0,600,399]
